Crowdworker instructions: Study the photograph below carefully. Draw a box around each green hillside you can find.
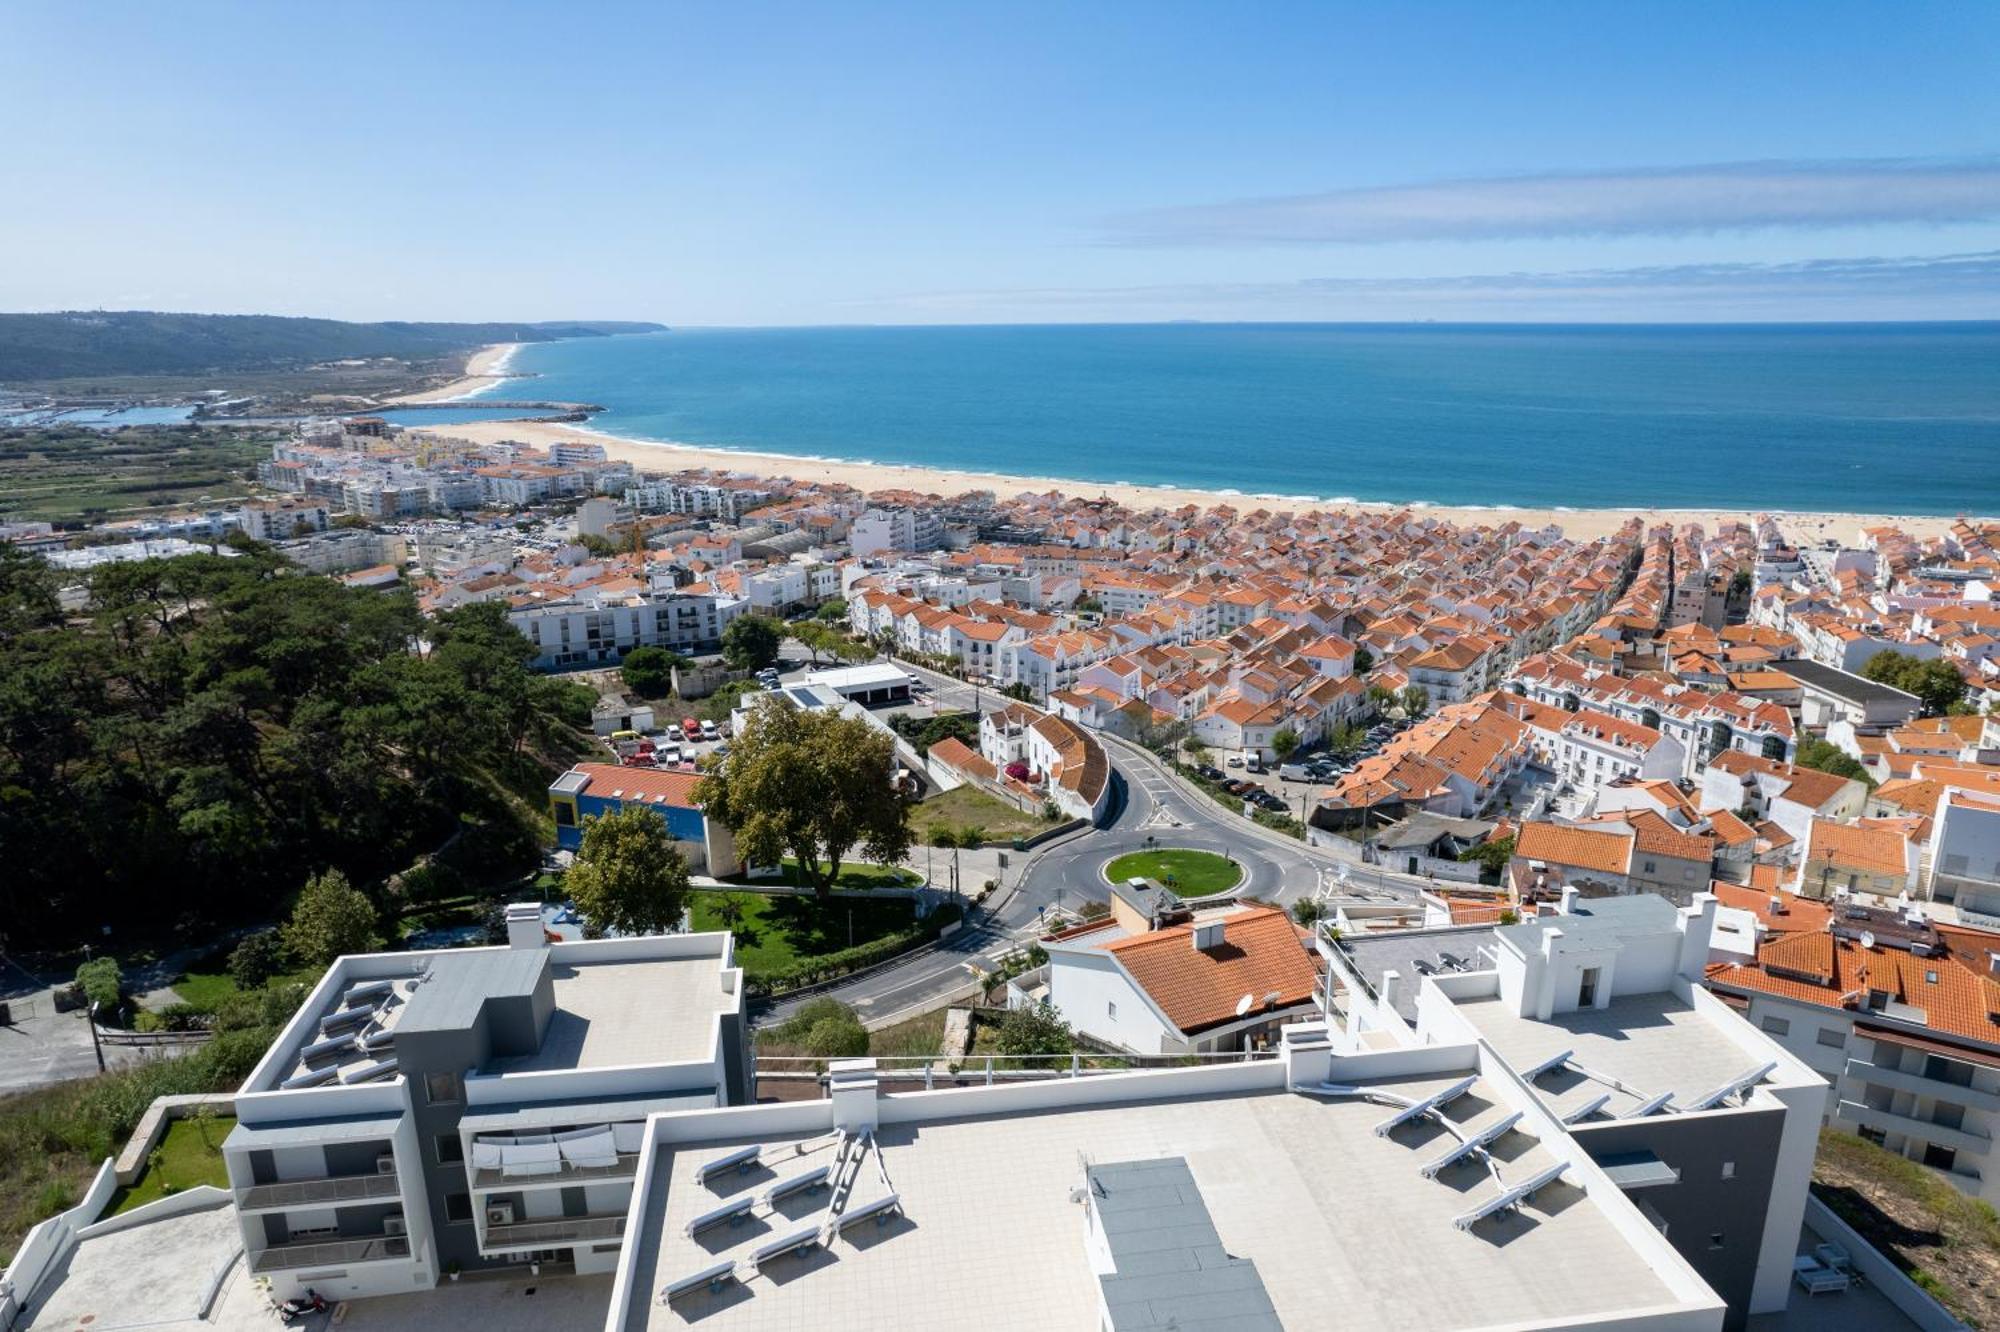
[0,311,665,382]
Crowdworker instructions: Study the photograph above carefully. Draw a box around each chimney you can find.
[827,1057,881,1134]
[1281,1022,1333,1090]
[1560,884,1580,916]
[1193,919,1225,952]
[1769,894,1786,916]
[505,902,546,950]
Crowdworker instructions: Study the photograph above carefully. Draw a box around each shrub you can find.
[228,930,284,990]
[802,1016,870,1058]
[75,957,122,1012]
[994,1003,1074,1057]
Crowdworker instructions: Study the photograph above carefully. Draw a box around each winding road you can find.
[757,653,1431,1030]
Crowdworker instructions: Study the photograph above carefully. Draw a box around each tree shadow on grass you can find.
[1812,1182,1946,1275]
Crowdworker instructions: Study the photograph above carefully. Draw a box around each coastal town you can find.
[4,403,2000,1331]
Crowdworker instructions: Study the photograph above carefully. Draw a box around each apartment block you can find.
[223,908,748,1302]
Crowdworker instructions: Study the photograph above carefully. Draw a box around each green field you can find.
[690,889,915,981]
[110,1115,234,1214]
[909,784,1050,844]
[0,426,276,521]
[1102,849,1243,897]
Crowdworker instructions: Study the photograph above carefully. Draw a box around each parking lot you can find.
[1190,718,1418,814]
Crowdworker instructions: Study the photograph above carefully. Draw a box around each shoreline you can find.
[409,415,1977,544]
[387,343,519,404]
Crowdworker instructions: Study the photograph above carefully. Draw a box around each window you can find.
[436,1134,465,1165]
[1761,1016,1791,1038]
[1709,1231,1726,1250]
[1107,1001,1118,1020]
[1858,1125,1887,1148]
[1923,1143,1958,1172]
[1720,1161,1735,1181]
[1925,1055,1976,1087]
[424,1072,462,1106]
[554,803,576,827]
[445,1193,473,1223]
[1816,1028,1846,1050]
[1642,860,1658,875]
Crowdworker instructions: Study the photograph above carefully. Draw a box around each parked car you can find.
[700,720,720,740]
[1278,762,1313,782]
[1243,753,1264,773]
[1226,754,1243,768]
[1196,764,1226,782]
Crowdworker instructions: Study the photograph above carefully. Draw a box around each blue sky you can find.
[2,1,1997,324]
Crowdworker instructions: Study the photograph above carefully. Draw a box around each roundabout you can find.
[1101,847,1244,898]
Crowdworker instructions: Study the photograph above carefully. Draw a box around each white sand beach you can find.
[388,342,519,404]
[409,414,1976,545]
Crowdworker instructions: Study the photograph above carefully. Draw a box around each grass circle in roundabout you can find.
[1101,848,1243,898]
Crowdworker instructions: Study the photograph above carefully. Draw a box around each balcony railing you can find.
[1836,1099,1994,1158]
[483,1214,626,1250]
[1843,1058,2000,1113]
[468,1150,642,1192]
[250,1233,410,1273]
[237,1172,403,1212]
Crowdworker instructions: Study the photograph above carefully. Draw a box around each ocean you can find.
[456,324,2000,514]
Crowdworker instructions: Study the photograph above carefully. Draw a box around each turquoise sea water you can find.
[469,324,2000,514]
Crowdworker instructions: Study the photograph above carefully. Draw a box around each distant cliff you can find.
[0,311,668,381]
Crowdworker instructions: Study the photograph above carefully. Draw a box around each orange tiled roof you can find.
[1103,906,1319,1034]
[1515,822,1631,876]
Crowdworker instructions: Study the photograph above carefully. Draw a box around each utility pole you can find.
[86,1001,106,1073]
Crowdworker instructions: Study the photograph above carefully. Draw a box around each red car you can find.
[681,717,701,739]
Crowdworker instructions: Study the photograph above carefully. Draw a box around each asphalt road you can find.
[758,652,1429,1031]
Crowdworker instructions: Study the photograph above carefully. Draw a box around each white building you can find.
[507,588,745,670]
[222,908,748,1301]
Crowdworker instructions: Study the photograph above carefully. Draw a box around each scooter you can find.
[278,1289,328,1323]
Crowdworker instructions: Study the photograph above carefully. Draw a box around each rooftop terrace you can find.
[627,1077,1688,1332]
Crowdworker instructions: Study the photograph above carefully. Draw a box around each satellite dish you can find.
[1860,931,1877,951]
[1260,989,1283,1009]
[1235,992,1255,1017]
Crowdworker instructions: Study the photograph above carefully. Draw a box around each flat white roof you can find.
[491,958,731,1074]
[627,1077,1690,1332]
[1455,992,1772,1120]
[803,662,910,690]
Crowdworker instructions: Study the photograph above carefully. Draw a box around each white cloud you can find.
[855,251,2000,322]
[1104,158,2000,245]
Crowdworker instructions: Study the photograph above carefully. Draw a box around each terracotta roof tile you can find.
[1102,907,1318,1034]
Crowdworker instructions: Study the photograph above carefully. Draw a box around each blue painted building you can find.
[548,763,740,874]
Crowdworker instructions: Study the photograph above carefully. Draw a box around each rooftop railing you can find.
[753,1048,1279,1092]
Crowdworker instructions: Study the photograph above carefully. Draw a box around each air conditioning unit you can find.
[383,1212,406,1236]
[486,1202,515,1227]
[375,1153,397,1175]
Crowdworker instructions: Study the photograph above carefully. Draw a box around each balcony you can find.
[1836,1099,1994,1158]
[250,1233,410,1274]
[237,1171,403,1212]
[483,1214,626,1251]
[1843,1058,2000,1113]
[468,1150,642,1192]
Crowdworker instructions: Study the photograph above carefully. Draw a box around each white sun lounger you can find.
[685,1196,755,1239]
[662,1261,737,1303]
[752,1224,824,1268]
[1374,1075,1477,1137]
[699,1145,762,1183]
[1420,1112,1522,1178]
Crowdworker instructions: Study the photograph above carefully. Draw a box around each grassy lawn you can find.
[909,785,1051,844]
[1102,849,1243,897]
[725,857,918,891]
[165,968,315,1014]
[865,1010,948,1059]
[1814,1129,2000,1327]
[110,1116,234,1214]
[690,890,915,982]
[166,971,241,1012]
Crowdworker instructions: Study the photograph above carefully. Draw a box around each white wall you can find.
[1046,949,1180,1055]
